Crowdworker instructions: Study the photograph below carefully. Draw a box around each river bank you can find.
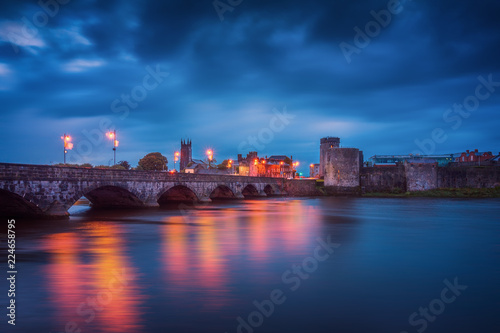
[362,187,500,198]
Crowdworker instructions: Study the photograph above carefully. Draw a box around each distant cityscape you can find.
[176,137,500,179]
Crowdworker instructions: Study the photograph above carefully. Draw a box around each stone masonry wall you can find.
[360,165,407,193]
[324,148,360,188]
[438,166,500,188]
[404,162,438,192]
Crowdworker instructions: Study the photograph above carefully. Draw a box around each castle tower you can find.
[319,137,340,177]
[180,139,192,171]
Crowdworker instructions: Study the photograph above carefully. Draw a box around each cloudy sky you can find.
[0,0,499,172]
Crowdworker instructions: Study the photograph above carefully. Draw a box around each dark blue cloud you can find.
[0,0,499,172]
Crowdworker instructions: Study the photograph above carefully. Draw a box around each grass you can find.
[363,187,500,198]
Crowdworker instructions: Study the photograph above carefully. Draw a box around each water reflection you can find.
[42,224,143,333]
[17,197,500,332]
[159,199,324,312]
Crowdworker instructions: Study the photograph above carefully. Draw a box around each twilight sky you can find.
[0,0,499,172]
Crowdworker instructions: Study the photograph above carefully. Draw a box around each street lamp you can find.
[228,159,233,174]
[61,134,73,164]
[174,151,180,171]
[106,130,119,165]
[206,149,213,168]
[293,162,299,178]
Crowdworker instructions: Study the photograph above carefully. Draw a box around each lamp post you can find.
[106,130,119,165]
[174,151,180,171]
[228,159,233,174]
[61,134,73,164]
[293,162,299,178]
[206,149,213,168]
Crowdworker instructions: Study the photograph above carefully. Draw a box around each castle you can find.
[319,137,363,193]
[319,136,500,194]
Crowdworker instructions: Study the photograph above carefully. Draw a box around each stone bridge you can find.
[0,163,319,219]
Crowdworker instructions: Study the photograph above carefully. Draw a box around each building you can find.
[184,159,207,174]
[309,163,320,178]
[370,154,454,167]
[455,149,494,163]
[319,137,340,177]
[180,139,192,171]
[237,152,296,178]
[237,152,258,176]
[323,147,361,190]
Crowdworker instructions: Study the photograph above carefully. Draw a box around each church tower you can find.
[180,139,192,171]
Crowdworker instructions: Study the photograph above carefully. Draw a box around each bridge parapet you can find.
[0,163,320,219]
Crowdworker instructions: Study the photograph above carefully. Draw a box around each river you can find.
[5,197,500,332]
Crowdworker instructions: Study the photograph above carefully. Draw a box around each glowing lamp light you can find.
[310,164,314,167]
[107,132,115,139]
[114,140,119,147]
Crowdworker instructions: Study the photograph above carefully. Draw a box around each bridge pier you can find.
[198,196,212,203]
[44,201,70,219]
[0,163,322,219]
[144,197,160,208]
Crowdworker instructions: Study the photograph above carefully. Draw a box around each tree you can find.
[117,160,131,170]
[217,159,231,170]
[284,156,292,165]
[138,152,168,171]
[206,157,217,168]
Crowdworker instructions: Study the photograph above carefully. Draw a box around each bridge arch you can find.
[264,184,276,196]
[157,185,199,204]
[77,184,145,209]
[0,189,44,217]
[209,184,237,200]
[242,184,260,197]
